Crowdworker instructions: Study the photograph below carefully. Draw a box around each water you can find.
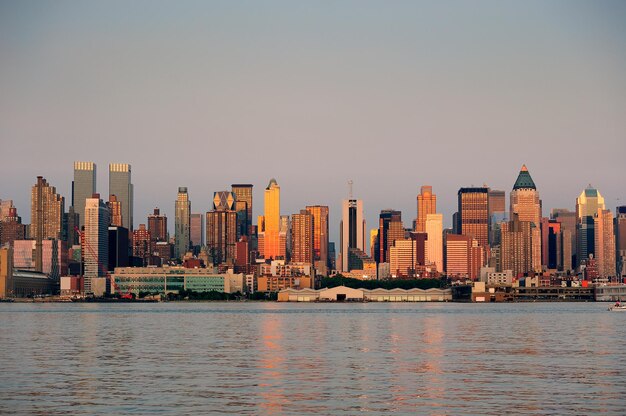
[0,302,624,415]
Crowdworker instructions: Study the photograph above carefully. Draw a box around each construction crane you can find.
[74,226,133,299]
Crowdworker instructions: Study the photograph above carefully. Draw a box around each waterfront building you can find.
[174,187,191,260]
[0,247,13,298]
[306,205,329,275]
[425,213,443,273]
[83,194,110,294]
[12,239,68,279]
[111,267,245,295]
[108,194,123,227]
[231,184,253,237]
[594,209,616,279]
[72,161,96,229]
[339,196,366,272]
[190,213,205,249]
[458,187,489,249]
[617,206,626,278]
[148,208,168,242]
[31,176,64,273]
[291,210,314,265]
[108,226,129,271]
[576,186,605,267]
[277,285,452,302]
[415,186,436,233]
[108,163,133,230]
[0,207,26,247]
[258,179,284,260]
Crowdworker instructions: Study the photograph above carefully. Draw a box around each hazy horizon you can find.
[1,1,625,248]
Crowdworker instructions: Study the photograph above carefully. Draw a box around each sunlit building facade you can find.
[339,198,365,272]
[109,163,133,230]
[306,205,329,274]
[425,213,443,273]
[72,161,96,229]
[594,209,615,279]
[415,186,436,233]
[174,187,191,259]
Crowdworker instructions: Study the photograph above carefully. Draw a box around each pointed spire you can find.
[513,165,536,190]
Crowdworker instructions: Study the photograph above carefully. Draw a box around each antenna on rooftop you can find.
[348,180,353,199]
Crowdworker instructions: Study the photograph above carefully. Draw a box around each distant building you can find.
[0,207,26,247]
[377,210,404,264]
[500,214,533,278]
[458,187,489,250]
[425,213,443,273]
[446,234,482,280]
[0,247,13,298]
[206,206,237,265]
[258,179,285,260]
[174,187,191,260]
[576,185,605,267]
[190,213,205,249]
[594,209,615,279]
[231,184,253,237]
[72,161,96,229]
[339,196,365,272]
[108,194,123,227]
[510,165,541,271]
[132,224,153,265]
[291,210,314,265]
[617,206,626,279]
[108,226,129,271]
[415,186,436,233]
[83,194,110,294]
[12,239,68,280]
[31,176,64,273]
[109,163,133,230]
[306,205,329,275]
[148,208,168,242]
[551,208,577,271]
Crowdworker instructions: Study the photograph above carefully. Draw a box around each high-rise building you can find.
[72,161,96,229]
[339,197,365,272]
[258,179,284,260]
[108,226,129,272]
[0,247,14,298]
[64,206,80,246]
[501,213,533,277]
[594,209,615,279]
[148,208,168,242]
[306,205,329,274]
[31,176,64,273]
[280,215,290,260]
[291,210,314,264]
[616,206,626,278]
[377,210,404,264]
[0,207,26,247]
[445,234,482,280]
[488,189,506,217]
[0,200,14,221]
[109,163,133,230]
[488,189,506,245]
[458,187,489,249]
[174,187,191,259]
[190,213,205,249]
[108,194,123,227]
[206,209,237,265]
[510,165,542,226]
[231,184,253,237]
[389,238,421,278]
[83,194,109,294]
[132,224,153,265]
[425,213,443,273]
[551,208,577,270]
[576,186,605,267]
[415,186,436,233]
[12,239,68,280]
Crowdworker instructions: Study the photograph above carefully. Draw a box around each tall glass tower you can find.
[109,163,133,230]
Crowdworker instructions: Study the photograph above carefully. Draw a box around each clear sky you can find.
[1,0,625,248]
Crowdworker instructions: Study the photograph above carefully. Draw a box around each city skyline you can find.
[1,1,625,247]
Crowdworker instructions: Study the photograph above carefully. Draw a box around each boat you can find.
[608,304,626,311]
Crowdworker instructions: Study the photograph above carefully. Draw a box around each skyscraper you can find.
[291,210,314,264]
[594,209,615,279]
[488,189,506,245]
[206,203,237,265]
[83,194,109,294]
[148,208,168,242]
[458,187,489,249]
[576,186,605,267]
[510,165,542,271]
[108,194,123,227]
[232,184,253,237]
[132,224,153,265]
[377,210,403,264]
[258,179,283,260]
[445,234,482,280]
[306,205,329,275]
[415,186,436,233]
[72,161,96,229]
[174,187,191,259]
[339,193,365,273]
[500,213,533,277]
[551,208,577,270]
[109,163,133,230]
[31,176,64,272]
[425,213,443,273]
[190,213,205,249]
[616,206,626,278]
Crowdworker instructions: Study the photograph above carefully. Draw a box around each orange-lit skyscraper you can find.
[306,205,329,274]
[339,189,365,272]
[259,179,284,260]
[291,210,314,264]
[458,187,489,249]
[231,184,253,237]
[594,209,616,279]
[416,186,436,233]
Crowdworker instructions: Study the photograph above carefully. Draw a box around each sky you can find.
[1,0,625,249]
